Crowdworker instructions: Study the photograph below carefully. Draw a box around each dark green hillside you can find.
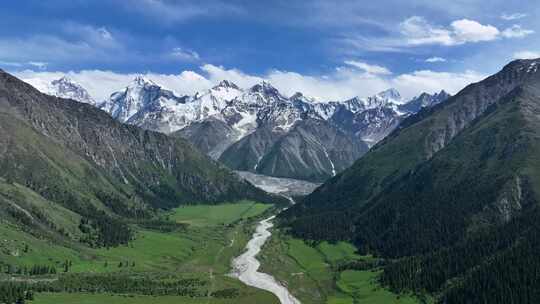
[280,59,540,303]
[286,59,540,215]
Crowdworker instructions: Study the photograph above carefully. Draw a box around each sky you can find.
[1,0,539,101]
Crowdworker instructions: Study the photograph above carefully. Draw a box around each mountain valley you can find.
[1,2,540,301]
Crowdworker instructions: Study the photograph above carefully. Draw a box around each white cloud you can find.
[398,16,531,47]
[425,57,447,63]
[12,63,485,103]
[501,25,534,38]
[450,19,500,43]
[14,69,212,101]
[400,16,454,46]
[501,13,527,21]
[171,47,200,62]
[344,60,392,75]
[513,51,540,59]
[200,64,262,88]
[400,17,501,46]
[392,70,485,98]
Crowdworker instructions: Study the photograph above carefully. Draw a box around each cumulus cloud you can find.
[13,62,486,103]
[501,13,527,21]
[425,57,447,63]
[513,51,540,59]
[450,19,500,43]
[399,16,533,47]
[344,60,392,75]
[400,17,502,46]
[399,16,454,46]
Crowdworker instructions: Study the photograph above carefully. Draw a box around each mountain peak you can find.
[290,92,304,99]
[213,80,240,90]
[504,58,540,76]
[436,89,451,98]
[48,76,95,105]
[377,88,401,101]
[52,76,75,84]
[290,92,317,103]
[131,75,157,87]
[249,81,279,95]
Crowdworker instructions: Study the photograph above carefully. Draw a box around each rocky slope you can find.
[280,59,540,303]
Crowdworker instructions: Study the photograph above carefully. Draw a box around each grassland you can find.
[33,292,278,304]
[0,201,278,304]
[259,232,424,304]
[171,201,271,226]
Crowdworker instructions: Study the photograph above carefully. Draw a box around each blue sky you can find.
[1,0,539,100]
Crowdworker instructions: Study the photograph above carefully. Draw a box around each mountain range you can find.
[281,58,540,303]
[40,76,450,181]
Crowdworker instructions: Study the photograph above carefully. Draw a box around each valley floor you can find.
[1,196,430,304]
[0,202,279,304]
[259,231,428,304]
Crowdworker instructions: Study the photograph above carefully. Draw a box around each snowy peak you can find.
[132,75,156,86]
[48,77,95,105]
[290,92,304,100]
[290,92,317,103]
[398,90,452,114]
[249,81,281,97]
[213,80,240,90]
[101,76,186,123]
[376,88,402,101]
[358,89,403,111]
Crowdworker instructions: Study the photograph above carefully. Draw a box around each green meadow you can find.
[33,292,278,304]
[0,201,278,304]
[259,232,426,304]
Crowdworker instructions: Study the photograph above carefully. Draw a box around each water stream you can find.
[231,215,301,304]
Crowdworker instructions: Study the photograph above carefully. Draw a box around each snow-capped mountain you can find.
[36,77,96,105]
[98,77,246,134]
[98,76,190,127]
[27,75,450,181]
[98,78,450,181]
[398,90,451,113]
